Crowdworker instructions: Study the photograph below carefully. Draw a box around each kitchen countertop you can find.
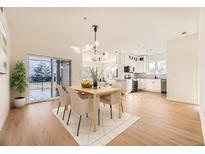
[110,78,167,80]
[110,78,130,81]
[136,78,167,80]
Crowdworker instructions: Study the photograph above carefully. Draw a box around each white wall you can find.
[0,11,10,130]
[198,8,205,144]
[167,34,198,104]
[147,53,166,63]
[10,32,82,103]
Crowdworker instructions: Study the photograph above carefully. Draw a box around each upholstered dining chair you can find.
[64,86,89,100]
[56,85,71,120]
[66,87,100,136]
[100,83,124,119]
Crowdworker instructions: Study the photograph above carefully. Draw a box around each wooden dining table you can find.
[71,86,122,132]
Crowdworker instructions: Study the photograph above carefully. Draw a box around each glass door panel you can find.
[28,56,71,102]
[28,56,52,102]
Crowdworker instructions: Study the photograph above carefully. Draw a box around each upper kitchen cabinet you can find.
[137,56,146,73]
[124,53,146,73]
[124,53,138,67]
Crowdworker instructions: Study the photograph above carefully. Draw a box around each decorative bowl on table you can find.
[81,80,92,88]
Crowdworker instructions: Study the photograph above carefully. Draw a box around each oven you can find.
[132,79,138,92]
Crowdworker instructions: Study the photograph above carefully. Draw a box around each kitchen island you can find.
[109,78,133,94]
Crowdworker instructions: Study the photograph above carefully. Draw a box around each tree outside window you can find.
[30,61,51,91]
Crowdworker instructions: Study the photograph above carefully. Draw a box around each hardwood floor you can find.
[0,92,203,145]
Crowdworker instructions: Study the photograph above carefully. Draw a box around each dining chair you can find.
[100,83,124,119]
[65,86,90,118]
[65,86,89,100]
[56,85,71,120]
[66,87,100,136]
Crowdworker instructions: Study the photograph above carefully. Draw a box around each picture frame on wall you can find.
[0,19,7,74]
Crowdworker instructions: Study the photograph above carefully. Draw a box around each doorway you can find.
[28,55,71,102]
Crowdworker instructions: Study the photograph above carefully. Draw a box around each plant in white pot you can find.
[11,60,27,107]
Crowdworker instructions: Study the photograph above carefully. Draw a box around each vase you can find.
[93,80,98,89]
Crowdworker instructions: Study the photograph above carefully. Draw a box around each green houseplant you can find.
[11,60,27,107]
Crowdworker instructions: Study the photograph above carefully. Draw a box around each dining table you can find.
[71,86,122,132]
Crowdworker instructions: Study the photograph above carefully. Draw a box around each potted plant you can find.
[90,68,102,89]
[11,60,27,107]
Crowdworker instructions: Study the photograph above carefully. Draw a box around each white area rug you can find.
[52,104,140,146]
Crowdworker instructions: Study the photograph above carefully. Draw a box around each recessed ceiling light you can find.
[181,32,187,35]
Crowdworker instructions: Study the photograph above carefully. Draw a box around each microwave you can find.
[124,66,135,73]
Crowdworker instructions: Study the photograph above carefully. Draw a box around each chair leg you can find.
[121,103,124,113]
[77,115,82,136]
[57,102,61,114]
[67,109,72,125]
[62,106,66,120]
[86,113,88,118]
[98,109,100,125]
[110,104,112,119]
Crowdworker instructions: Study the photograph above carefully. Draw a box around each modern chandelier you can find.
[86,25,108,62]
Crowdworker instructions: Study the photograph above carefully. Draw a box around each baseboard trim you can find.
[166,97,198,105]
[0,129,2,145]
[199,111,205,145]
[0,105,10,146]
[29,97,60,104]
[0,106,10,131]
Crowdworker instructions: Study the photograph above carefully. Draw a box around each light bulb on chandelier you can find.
[85,44,90,50]
[95,41,100,46]
[91,53,98,62]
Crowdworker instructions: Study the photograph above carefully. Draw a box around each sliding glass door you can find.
[52,59,71,98]
[28,55,71,102]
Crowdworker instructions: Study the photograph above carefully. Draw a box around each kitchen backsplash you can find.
[133,73,167,79]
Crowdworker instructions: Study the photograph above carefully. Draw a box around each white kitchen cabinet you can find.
[139,79,144,90]
[139,79,161,92]
[126,79,133,93]
[134,57,138,73]
[112,79,126,94]
[124,53,146,73]
[124,54,130,66]
[137,56,146,73]
[109,79,132,94]
[125,54,136,66]
[146,79,161,92]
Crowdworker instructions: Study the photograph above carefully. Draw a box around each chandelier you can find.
[86,25,108,62]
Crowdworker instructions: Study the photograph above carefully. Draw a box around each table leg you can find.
[92,94,97,132]
[118,91,122,118]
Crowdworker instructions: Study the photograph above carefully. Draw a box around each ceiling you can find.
[5,7,199,59]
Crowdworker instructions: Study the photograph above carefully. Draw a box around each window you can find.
[157,60,166,74]
[107,66,118,79]
[82,66,93,79]
[83,66,105,80]
[83,65,118,80]
[147,54,166,74]
[148,62,156,74]
[147,60,166,74]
